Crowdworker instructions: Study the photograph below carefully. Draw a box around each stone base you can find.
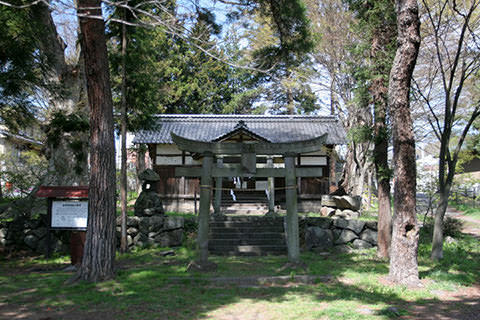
[277,261,308,272]
[187,260,218,272]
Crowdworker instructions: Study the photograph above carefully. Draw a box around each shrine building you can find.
[133,114,347,214]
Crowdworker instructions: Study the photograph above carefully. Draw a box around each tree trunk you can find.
[77,0,117,282]
[388,0,421,286]
[367,0,396,260]
[373,81,393,259]
[32,3,89,186]
[119,18,128,254]
[340,142,372,196]
[431,184,450,260]
[327,146,338,193]
[376,165,392,258]
[366,169,372,211]
[356,163,369,197]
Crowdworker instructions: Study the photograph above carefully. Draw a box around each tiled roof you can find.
[133,114,346,145]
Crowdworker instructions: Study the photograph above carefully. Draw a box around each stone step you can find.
[210,220,283,228]
[210,225,285,233]
[211,216,284,222]
[208,216,286,256]
[208,245,287,256]
[222,209,268,215]
[221,203,269,208]
[209,232,285,240]
[209,238,286,246]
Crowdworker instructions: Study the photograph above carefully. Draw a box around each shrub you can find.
[421,216,463,242]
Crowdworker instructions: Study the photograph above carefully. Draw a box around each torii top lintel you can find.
[170,132,328,156]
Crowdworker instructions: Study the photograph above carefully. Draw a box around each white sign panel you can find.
[51,200,88,229]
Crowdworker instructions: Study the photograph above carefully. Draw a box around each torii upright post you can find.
[198,152,213,264]
[284,154,300,263]
[214,156,223,215]
[267,157,275,215]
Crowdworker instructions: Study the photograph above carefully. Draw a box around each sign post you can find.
[36,186,89,264]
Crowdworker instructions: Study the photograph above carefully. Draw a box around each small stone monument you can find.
[134,169,165,217]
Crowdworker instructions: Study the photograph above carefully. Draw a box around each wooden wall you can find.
[151,143,332,198]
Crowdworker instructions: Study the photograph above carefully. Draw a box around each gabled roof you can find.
[213,120,271,142]
[133,114,346,145]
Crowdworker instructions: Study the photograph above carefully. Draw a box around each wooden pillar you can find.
[284,154,300,263]
[214,156,223,215]
[180,152,186,195]
[267,157,275,214]
[198,152,213,264]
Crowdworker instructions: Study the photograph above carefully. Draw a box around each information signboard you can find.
[51,200,88,230]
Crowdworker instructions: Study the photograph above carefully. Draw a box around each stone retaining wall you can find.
[0,212,187,254]
[302,217,378,251]
[1,210,377,255]
[116,216,186,249]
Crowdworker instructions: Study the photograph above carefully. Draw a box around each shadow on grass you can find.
[1,230,479,320]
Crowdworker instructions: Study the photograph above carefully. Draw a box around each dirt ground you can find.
[1,208,480,320]
[401,207,480,320]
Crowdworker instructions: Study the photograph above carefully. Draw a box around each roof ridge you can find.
[152,114,338,121]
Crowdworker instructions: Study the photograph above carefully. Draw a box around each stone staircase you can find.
[208,216,287,256]
[219,190,270,215]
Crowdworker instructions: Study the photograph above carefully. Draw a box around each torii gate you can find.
[172,132,328,267]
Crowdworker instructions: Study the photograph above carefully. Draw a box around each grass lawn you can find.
[1,227,479,319]
[462,207,480,220]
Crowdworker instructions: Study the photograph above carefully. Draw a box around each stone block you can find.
[365,221,378,231]
[305,226,334,251]
[333,218,365,235]
[149,216,165,230]
[139,218,150,234]
[133,233,141,245]
[334,244,353,253]
[334,229,358,244]
[163,216,184,231]
[334,209,345,217]
[445,236,457,244]
[343,210,360,219]
[127,227,139,236]
[24,234,38,250]
[320,206,336,217]
[306,217,332,229]
[127,216,141,228]
[154,229,183,247]
[0,228,5,246]
[360,229,378,245]
[36,236,63,254]
[352,239,373,249]
[148,232,158,239]
[332,218,348,229]
[333,228,342,240]
[32,227,47,239]
[332,195,361,211]
[137,232,148,243]
[321,195,337,207]
[139,216,164,233]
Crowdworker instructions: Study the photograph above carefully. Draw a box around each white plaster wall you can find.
[156,144,182,155]
[300,156,327,166]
